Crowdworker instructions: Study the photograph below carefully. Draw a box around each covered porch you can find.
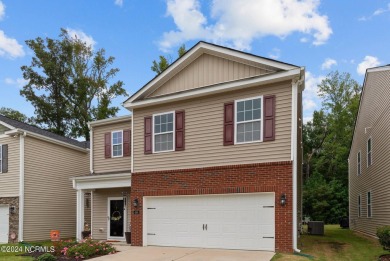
[72,173,131,242]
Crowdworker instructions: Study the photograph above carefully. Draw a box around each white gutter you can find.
[292,73,304,253]
[19,131,26,242]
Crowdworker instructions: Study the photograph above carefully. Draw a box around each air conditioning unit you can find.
[308,221,324,235]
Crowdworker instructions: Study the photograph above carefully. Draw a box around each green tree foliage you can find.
[303,71,361,223]
[20,29,127,140]
[151,44,186,75]
[0,107,36,125]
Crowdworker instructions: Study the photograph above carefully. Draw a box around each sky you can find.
[0,0,389,123]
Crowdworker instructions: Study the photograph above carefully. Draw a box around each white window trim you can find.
[111,130,123,158]
[357,151,361,176]
[234,96,263,145]
[152,111,175,153]
[0,144,2,174]
[358,194,361,218]
[367,191,372,218]
[367,137,372,167]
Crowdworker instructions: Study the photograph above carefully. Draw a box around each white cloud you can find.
[4,77,28,88]
[303,71,325,118]
[114,0,123,7]
[160,0,332,51]
[321,58,337,70]
[359,3,390,21]
[66,28,96,49]
[268,48,281,60]
[0,30,25,58]
[300,37,309,43]
[0,1,5,20]
[357,56,381,75]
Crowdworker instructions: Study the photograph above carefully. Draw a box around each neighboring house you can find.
[349,65,390,236]
[72,116,132,242]
[73,41,304,253]
[0,115,89,243]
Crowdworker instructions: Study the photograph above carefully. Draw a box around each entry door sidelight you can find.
[109,199,124,238]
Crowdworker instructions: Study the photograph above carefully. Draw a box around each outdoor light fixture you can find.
[280,193,287,206]
[10,206,15,214]
[133,198,139,208]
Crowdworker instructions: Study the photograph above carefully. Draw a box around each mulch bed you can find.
[379,254,390,261]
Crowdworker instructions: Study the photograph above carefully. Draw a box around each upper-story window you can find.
[153,112,174,153]
[235,97,262,144]
[358,194,361,217]
[112,130,123,157]
[357,151,361,175]
[367,138,372,167]
[367,191,372,218]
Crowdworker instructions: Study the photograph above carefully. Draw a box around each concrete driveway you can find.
[92,246,275,261]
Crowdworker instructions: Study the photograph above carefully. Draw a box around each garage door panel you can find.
[146,193,275,251]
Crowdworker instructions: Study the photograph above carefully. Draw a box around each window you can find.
[367,192,372,218]
[358,194,361,217]
[235,97,262,143]
[357,151,361,175]
[0,144,2,173]
[153,112,174,152]
[112,131,123,157]
[367,138,372,167]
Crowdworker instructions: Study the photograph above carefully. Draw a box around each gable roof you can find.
[124,41,301,109]
[0,114,89,149]
[348,64,390,158]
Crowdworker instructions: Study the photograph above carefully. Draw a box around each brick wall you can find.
[130,161,293,252]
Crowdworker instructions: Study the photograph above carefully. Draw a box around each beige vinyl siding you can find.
[23,136,89,241]
[148,53,275,98]
[0,136,20,197]
[134,81,292,172]
[91,188,130,240]
[349,69,390,236]
[93,121,132,174]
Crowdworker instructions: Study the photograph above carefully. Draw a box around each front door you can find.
[108,198,125,240]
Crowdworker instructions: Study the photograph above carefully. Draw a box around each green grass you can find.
[272,225,388,261]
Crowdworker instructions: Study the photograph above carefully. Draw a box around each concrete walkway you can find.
[92,246,275,261]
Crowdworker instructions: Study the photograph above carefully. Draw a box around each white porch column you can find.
[76,189,85,241]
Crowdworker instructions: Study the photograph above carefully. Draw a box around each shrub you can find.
[377,226,390,250]
[65,238,117,259]
[53,239,78,256]
[35,253,56,261]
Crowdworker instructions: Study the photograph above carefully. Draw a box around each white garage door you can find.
[0,205,9,243]
[145,193,275,251]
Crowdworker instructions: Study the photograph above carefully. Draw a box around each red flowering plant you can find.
[65,238,117,259]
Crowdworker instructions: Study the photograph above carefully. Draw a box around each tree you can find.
[302,71,361,222]
[151,44,186,75]
[20,29,127,140]
[0,107,35,125]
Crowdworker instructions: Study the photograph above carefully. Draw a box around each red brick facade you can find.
[130,161,293,253]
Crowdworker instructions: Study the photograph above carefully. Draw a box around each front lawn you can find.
[272,225,388,261]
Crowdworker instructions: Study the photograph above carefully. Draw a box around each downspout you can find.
[89,124,93,174]
[130,110,134,173]
[19,131,26,242]
[292,74,304,253]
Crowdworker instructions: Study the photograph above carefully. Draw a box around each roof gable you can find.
[147,53,277,98]
[124,41,299,106]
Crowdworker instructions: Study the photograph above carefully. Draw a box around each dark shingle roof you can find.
[0,114,89,149]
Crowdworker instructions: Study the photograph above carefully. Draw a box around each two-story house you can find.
[73,42,304,253]
[72,116,132,242]
[349,65,390,236]
[0,115,89,243]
